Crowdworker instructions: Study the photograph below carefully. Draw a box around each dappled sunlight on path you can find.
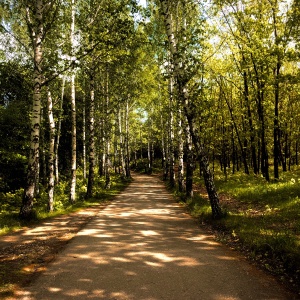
[16,174,294,300]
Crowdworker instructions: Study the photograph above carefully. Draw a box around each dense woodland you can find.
[1,0,300,219]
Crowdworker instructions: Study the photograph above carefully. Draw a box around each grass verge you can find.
[177,168,300,295]
[0,172,131,235]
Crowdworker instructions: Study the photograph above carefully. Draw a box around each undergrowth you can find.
[0,169,130,235]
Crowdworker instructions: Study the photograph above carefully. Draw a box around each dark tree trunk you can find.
[243,70,258,175]
[273,62,281,179]
[184,105,222,219]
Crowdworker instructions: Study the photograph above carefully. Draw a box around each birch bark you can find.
[86,71,95,198]
[20,0,44,219]
[69,0,77,203]
[177,103,184,192]
[125,100,131,178]
[55,76,65,183]
[83,84,87,179]
[160,0,222,218]
[47,88,55,212]
[169,74,175,187]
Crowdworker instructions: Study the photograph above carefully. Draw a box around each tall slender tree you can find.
[69,0,77,203]
[159,0,222,218]
[19,1,50,218]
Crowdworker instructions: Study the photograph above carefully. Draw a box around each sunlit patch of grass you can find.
[189,166,300,290]
[0,170,130,235]
[184,194,213,220]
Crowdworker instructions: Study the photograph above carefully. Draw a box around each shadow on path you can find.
[16,174,296,300]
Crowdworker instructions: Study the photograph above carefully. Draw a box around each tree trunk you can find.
[105,141,111,189]
[243,70,258,174]
[169,75,175,187]
[83,83,87,179]
[177,103,184,192]
[125,99,131,178]
[98,115,105,177]
[161,113,167,180]
[220,81,249,174]
[69,0,77,203]
[185,119,193,198]
[20,0,44,219]
[160,0,222,218]
[55,76,65,183]
[119,107,126,177]
[47,87,55,212]
[147,135,152,174]
[133,137,137,168]
[252,61,269,181]
[86,71,95,198]
[39,102,46,191]
[104,67,111,189]
[113,115,118,174]
[273,61,281,179]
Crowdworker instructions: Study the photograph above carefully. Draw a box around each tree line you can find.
[1,0,300,219]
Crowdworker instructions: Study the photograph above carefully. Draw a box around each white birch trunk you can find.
[177,102,184,192]
[86,72,95,198]
[20,0,44,219]
[160,0,222,218]
[161,113,167,179]
[169,74,175,187]
[125,99,130,178]
[83,88,86,179]
[47,88,55,211]
[69,0,77,203]
[119,108,126,177]
[55,76,65,184]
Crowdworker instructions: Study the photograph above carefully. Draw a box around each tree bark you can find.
[177,103,184,192]
[125,99,131,178]
[55,76,65,183]
[169,75,175,187]
[86,71,95,198]
[219,79,249,175]
[243,70,258,174]
[119,107,126,177]
[47,87,55,212]
[20,0,44,219]
[69,0,77,203]
[83,83,87,179]
[160,0,222,218]
[185,119,193,198]
[161,113,167,180]
[104,67,111,189]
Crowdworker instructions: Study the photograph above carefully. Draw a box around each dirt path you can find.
[14,173,296,300]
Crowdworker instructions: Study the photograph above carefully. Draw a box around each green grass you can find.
[180,167,300,291]
[0,171,131,235]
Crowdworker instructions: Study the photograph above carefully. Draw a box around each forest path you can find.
[16,173,295,300]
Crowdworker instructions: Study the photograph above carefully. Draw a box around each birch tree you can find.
[159,0,223,218]
[55,77,65,183]
[47,87,55,212]
[69,0,77,203]
[86,70,95,198]
[19,0,51,218]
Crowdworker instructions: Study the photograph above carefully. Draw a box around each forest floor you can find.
[0,204,108,299]
[0,173,298,299]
